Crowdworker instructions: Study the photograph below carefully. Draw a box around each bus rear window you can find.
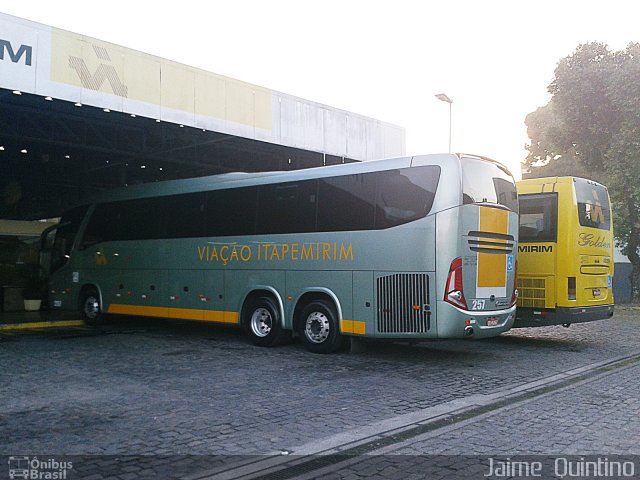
[461,157,518,213]
[574,179,610,231]
[518,193,558,242]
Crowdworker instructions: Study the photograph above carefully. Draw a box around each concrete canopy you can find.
[0,12,405,219]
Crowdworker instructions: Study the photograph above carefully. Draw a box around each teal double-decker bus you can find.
[45,153,519,353]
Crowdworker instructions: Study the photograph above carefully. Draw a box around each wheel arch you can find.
[292,288,343,333]
[239,286,286,329]
[78,283,103,312]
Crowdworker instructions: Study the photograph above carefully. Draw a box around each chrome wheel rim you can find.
[304,311,330,344]
[250,307,273,338]
[83,295,100,319]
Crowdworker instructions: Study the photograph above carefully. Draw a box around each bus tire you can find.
[80,287,104,326]
[244,296,291,347]
[297,300,345,354]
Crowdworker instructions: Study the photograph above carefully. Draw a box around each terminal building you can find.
[0,12,405,220]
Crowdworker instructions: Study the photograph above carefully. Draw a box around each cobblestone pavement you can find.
[1,307,639,478]
[389,360,640,456]
[308,347,640,479]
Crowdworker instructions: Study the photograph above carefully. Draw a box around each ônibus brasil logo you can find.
[8,456,73,479]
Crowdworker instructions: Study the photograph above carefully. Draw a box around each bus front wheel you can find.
[80,288,104,326]
[244,296,291,347]
[297,300,345,354]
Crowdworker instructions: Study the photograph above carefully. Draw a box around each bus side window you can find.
[206,186,258,237]
[81,197,166,247]
[317,174,376,232]
[375,166,440,229]
[163,193,206,238]
[256,180,317,234]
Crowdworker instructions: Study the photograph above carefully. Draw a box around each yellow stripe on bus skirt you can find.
[107,304,239,324]
[341,319,366,335]
[108,303,365,334]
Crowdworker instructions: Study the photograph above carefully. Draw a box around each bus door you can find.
[517,192,558,311]
[44,205,90,310]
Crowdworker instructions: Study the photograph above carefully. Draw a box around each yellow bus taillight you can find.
[568,277,576,300]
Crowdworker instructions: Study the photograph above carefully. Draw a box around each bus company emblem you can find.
[95,251,108,265]
[577,233,611,249]
[197,241,354,266]
[518,245,553,253]
[0,39,32,65]
[69,44,128,97]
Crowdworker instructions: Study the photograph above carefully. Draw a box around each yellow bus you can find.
[515,176,614,327]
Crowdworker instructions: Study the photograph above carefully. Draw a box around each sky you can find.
[1,0,638,180]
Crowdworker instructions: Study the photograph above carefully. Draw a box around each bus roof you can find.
[518,176,607,189]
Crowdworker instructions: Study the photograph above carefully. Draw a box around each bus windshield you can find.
[50,205,88,273]
[461,157,518,212]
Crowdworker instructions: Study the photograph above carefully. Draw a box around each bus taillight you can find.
[445,257,467,309]
[568,277,576,300]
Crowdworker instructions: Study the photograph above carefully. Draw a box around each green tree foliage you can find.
[524,42,640,299]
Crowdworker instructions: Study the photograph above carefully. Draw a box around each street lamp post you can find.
[435,93,453,153]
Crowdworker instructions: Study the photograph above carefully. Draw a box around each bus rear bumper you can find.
[436,302,517,339]
[514,304,614,328]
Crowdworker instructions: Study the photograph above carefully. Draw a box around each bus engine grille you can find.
[517,277,546,308]
[376,274,430,333]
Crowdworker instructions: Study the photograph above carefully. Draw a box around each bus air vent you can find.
[466,231,514,254]
[376,274,430,333]
[516,277,546,308]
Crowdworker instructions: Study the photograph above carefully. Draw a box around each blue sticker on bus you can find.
[608,275,612,288]
[507,255,514,272]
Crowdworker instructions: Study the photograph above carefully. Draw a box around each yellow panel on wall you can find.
[49,28,272,130]
[195,72,226,120]
[123,52,160,105]
[161,61,195,113]
[226,79,254,127]
[51,29,128,97]
[50,29,83,87]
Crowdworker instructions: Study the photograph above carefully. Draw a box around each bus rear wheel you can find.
[244,296,291,347]
[80,288,104,326]
[297,300,345,354]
